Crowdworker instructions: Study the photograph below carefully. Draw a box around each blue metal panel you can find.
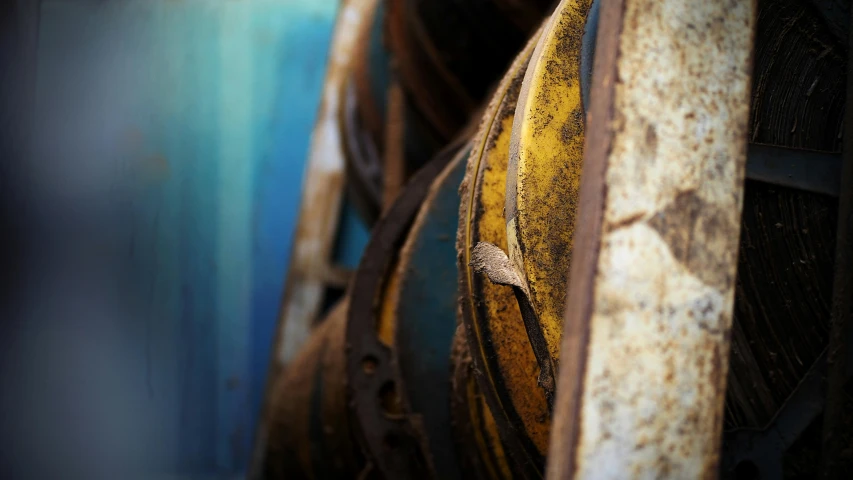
[30,0,352,475]
[395,154,468,480]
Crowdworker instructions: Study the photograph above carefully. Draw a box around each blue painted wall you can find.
[22,0,368,476]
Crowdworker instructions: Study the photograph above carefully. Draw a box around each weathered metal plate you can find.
[456,24,549,478]
[391,149,468,479]
[548,0,757,478]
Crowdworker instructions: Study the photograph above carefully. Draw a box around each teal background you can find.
[21,0,368,476]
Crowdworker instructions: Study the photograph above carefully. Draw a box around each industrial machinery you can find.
[255,0,852,478]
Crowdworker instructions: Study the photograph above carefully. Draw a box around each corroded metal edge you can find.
[548,0,757,478]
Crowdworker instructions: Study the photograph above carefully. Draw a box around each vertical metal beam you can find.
[548,0,757,478]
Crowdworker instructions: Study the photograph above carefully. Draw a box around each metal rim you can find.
[346,136,471,479]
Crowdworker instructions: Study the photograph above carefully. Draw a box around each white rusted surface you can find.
[553,0,757,478]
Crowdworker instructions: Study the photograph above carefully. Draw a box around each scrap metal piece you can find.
[548,0,757,478]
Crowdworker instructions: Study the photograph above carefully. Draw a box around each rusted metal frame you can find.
[548,0,757,478]
[721,5,853,478]
[720,337,853,478]
[346,137,470,480]
[248,0,377,477]
[819,2,853,476]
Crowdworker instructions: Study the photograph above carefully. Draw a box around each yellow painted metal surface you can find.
[464,362,513,480]
[458,25,552,465]
[506,0,593,365]
[450,326,513,480]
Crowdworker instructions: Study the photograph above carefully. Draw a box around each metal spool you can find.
[263,299,364,479]
[385,0,555,142]
[460,0,848,477]
[346,136,472,479]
